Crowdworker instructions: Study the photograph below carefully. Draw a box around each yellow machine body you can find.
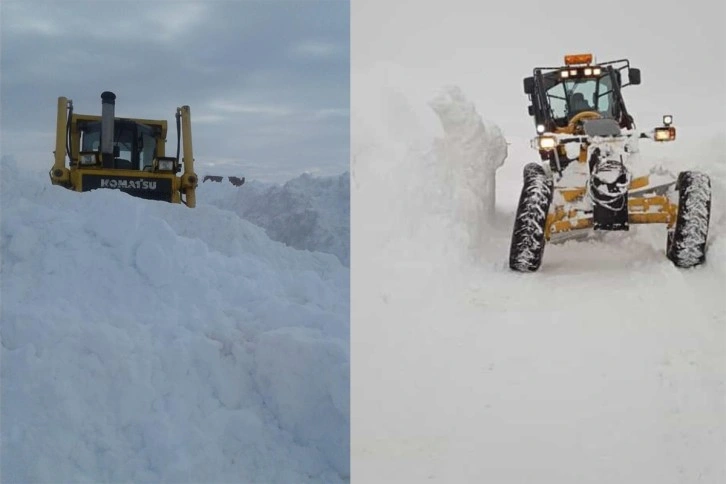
[543,149,679,241]
[50,93,198,207]
[511,53,711,272]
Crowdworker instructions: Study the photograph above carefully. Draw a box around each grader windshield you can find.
[544,74,618,127]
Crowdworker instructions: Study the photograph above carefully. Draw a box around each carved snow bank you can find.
[429,86,508,248]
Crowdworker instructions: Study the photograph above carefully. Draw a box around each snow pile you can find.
[0,159,349,483]
[351,85,509,268]
[429,86,508,248]
[199,172,350,267]
[352,83,726,483]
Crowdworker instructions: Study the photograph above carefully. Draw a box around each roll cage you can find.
[78,119,161,171]
[524,59,641,133]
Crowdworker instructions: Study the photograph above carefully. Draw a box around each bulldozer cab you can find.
[524,55,641,134]
[78,119,160,171]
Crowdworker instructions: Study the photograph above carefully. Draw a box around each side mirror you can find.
[113,145,120,157]
[528,105,535,116]
[523,77,534,95]
[628,68,641,85]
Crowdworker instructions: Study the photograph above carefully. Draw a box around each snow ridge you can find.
[429,86,508,250]
[199,172,350,267]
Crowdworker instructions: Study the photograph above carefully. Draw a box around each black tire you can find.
[667,171,711,268]
[509,163,553,272]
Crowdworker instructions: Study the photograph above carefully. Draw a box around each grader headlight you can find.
[536,135,558,150]
[654,126,676,142]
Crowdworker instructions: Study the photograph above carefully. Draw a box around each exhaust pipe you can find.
[100,91,116,168]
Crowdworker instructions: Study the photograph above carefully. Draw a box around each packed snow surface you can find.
[351,85,725,483]
[1,160,350,483]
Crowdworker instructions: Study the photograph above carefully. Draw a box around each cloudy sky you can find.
[1,0,349,182]
[352,0,725,139]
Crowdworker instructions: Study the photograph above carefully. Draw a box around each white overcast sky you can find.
[1,0,349,182]
[352,0,726,138]
[2,0,723,180]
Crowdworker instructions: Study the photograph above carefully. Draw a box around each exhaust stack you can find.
[100,91,116,168]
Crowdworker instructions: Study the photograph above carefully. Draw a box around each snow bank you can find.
[351,84,510,269]
[352,83,726,483]
[429,86,507,247]
[0,158,349,483]
[199,172,350,267]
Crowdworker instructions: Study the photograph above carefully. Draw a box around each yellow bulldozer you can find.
[50,91,245,207]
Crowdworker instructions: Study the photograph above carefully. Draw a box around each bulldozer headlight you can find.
[654,127,676,142]
[79,151,100,165]
[537,135,557,150]
[663,115,673,126]
[157,159,175,171]
[536,124,546,134]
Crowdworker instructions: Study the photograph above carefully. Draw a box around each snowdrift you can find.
[352,83,725,483]
[199,172,350,267]
[1,159,349,483]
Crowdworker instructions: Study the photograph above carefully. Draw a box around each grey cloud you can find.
[1,0,349,182]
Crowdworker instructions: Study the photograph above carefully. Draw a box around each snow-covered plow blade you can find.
[509,53,712,272]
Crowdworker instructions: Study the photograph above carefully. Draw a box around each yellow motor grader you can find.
[509,54,712,271]
[50,91,243,207]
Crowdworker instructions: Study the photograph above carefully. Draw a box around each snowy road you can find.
[351,91,726,483]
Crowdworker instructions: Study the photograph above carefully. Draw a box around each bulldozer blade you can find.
[202,175,245,187]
